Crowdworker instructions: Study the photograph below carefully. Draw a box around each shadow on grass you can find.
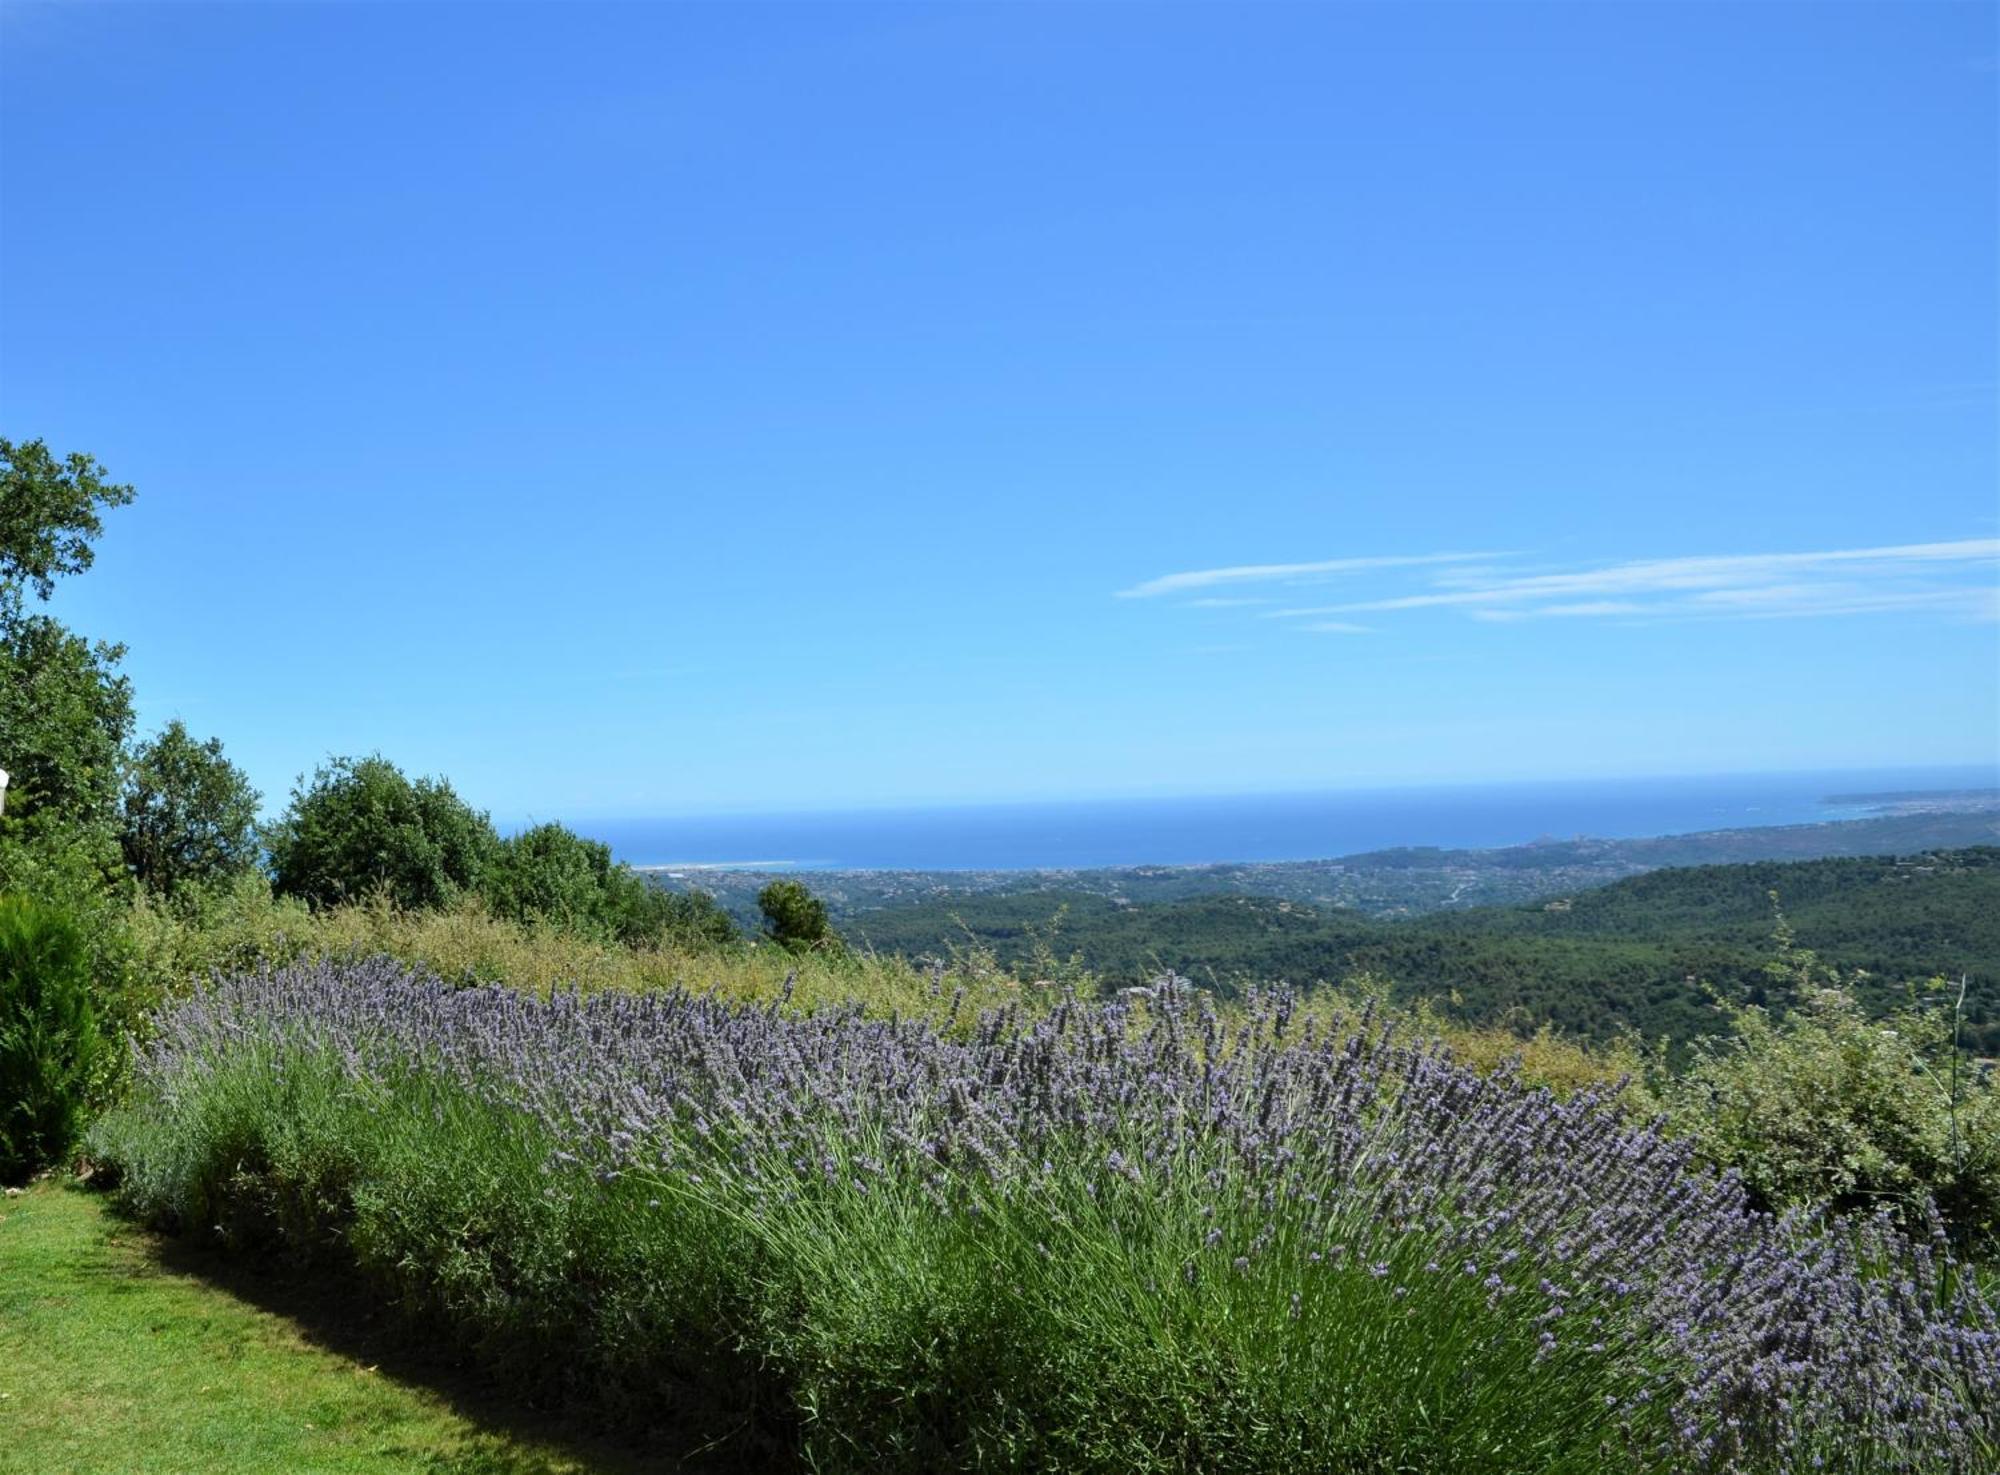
[90,1189,782,1475]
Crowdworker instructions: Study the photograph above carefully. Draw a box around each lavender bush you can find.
[93,957,1998,1472]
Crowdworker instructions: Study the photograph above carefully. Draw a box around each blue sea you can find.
[569,765,1999,873]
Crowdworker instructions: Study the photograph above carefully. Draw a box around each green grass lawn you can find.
[0,1179,669,1475]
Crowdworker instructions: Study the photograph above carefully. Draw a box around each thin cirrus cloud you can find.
[1124,538,2000,631]
[1114,551,1497,600]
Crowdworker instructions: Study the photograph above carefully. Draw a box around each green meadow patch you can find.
[0,1179,660,1475]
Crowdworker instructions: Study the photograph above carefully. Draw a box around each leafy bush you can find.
[267,754,498,910]
[0,895,105,1182]
[1669,981,1999,1247]
[481,822,612,931]
[758,877,841,954]
[483,821,736,948]
[96,961,1999,1472]
[602,870,738,950]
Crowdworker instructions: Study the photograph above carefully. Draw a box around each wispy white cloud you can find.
[1301,540,2000,617]
[1116,551,1494,600]
[1470,601,1649,623]
[1188,596,1270,608]
[1270,540,1999,625]
[1678,584,2000,621]
[1128,538,2000,634]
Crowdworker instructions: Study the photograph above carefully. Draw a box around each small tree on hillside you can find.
[267,754,497,910]
[758,878,840,954]
[483,822,737,948]
[0,439,137,896]
[120,721,261,899]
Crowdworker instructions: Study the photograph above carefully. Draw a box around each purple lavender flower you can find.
[112,958,2000,1470]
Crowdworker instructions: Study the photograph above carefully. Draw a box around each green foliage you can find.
[851,850,2000,1051]
[1664,913,1999,1246]
[267,754,499,911]
[0,612,134,862]
[0,436,138,908]
[1671,987,1998,1243]
[484,821,737,949]
[0,824,149,1083]
[120,720,262,899]
[758,877,841,954]
[482,822,613,930]
[0,436,135,609]
[603,866,739,950]
[0,896,104,1182]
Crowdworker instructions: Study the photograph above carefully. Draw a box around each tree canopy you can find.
[758,878,841,954]
[0,439,137,894]
[0,438,135,609]
[0,615,134,901]
[120,721,261,899]
[486,821,737,948]
[267,755,498,910]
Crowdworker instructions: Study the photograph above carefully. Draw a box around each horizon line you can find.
[502,760,1999,829]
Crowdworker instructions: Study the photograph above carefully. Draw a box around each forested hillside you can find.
[649,805,2000,926]
[849,849,2000,1050]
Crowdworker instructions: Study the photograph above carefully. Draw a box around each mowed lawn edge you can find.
[0,1179,663,1475]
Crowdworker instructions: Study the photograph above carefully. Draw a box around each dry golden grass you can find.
[118,876,1648,1103]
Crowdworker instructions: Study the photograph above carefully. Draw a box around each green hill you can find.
[848,848,2000,1051]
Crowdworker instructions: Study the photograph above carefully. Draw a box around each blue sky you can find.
[3,1,1994,822]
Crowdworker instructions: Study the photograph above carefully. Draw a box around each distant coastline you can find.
[591,767,1997,876]
[1824,789,2000,810]
[633,859,809,872]
[635,799,1999,930]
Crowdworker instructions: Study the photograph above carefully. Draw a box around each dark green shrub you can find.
[267,754,498,910]
[482,822,612,931]
[484,821,738,948]
[758,878,841,955]
[0,894,104,1182]
[601,866,738,949]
